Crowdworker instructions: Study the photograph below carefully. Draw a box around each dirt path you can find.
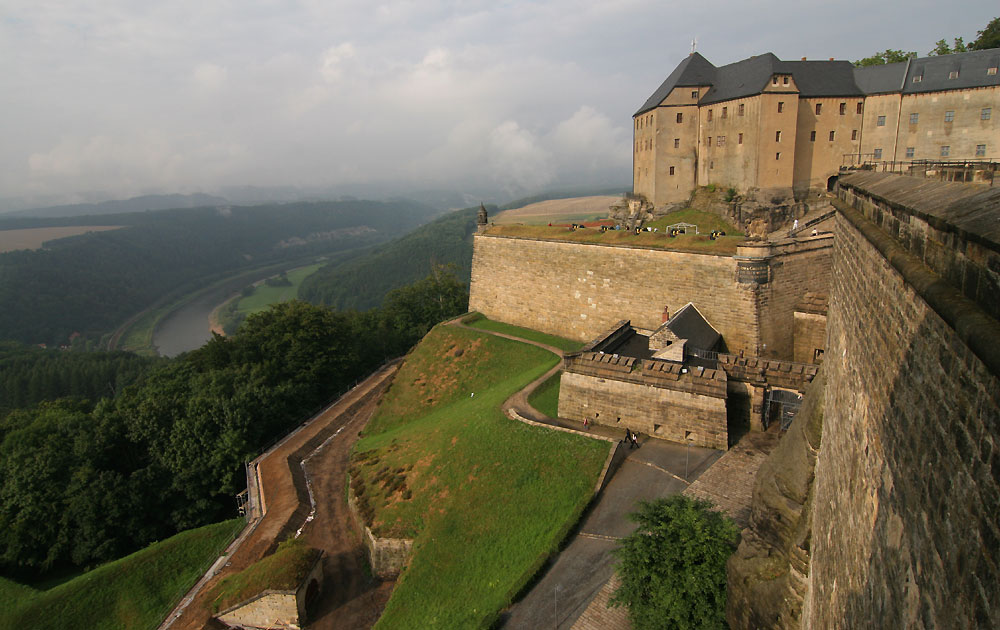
[167,363,398,630]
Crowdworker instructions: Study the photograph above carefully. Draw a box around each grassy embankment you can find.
[485,208,743,255]
[527,371,562,419]
[461,312,586,354]
[350,324,608,629]
[214,263,323,334]
[0,518,243,630]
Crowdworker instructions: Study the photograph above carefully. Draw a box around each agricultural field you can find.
[0,226,122,253]
[213,263,323,334]
[351,325,608,629]
[0,519,243,630]
[491,195,619,225]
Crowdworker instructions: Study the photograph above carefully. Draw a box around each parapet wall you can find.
[801,177,1000,628]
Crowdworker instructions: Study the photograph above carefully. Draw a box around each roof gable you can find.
[664,302,721,352]
[635,52,716,116]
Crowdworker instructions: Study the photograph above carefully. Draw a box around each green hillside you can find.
[351,324,608,628]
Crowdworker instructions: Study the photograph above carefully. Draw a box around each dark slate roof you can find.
[635,52,716,116]
[665,303,721,351]
[784,60,865,98]
[902,48,1000,94]
[699,53,780,105]
[853,61,909,94]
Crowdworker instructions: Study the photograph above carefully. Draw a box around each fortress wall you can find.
[469,235,760,354]
[758,238,833,360]
[803,199,1000,627]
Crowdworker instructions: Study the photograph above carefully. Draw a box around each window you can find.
[778,101,784,113]
[674,138,680,148]
[944,110,954,122]
[948,70,959,79]
[776,152,781,160]
[691,90,699,98]
[738,133,743,145]
[718,136,726,146]
[840,102,846,115]
[905,147,914,158]
[669,166,675,175]
[989,67,998,76]
[983,108,992,120]
[877,115,886,126]
[710,161,714,169]
[708,109,713,121]
[909,113,919,124]
[976,144,986,157]
[739,103,745,116]
[913,75,922,83]
[722,107,728,119]
[874,148,883,159]
[815,103,822,115]
[708,136,712,146]
[829,131,836,141]
[772,77,778,85]
[941,145,950,157]
[776,130,781,142]
[851,129,858,140]
[783,76,789,85]
[677,112,683,123]
[857,102,863,114]
[810,130,816,141]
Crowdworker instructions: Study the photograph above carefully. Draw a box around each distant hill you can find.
[299,206,480,311]
[5,193,229,218]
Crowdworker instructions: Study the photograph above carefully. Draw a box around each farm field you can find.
[0,519,243,630]
[352,324,608,629]
[0,226,122,253]
[212,263,324,334]
[492,195,619,225]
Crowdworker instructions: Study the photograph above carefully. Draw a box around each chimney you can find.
[829,57,835,61]
[801,57,807,61]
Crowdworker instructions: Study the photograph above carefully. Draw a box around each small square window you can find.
[839,102,846,115]
[776,130,781,142]
[783,76,789,85]
[851,129,858,140]
[722,107,728,119]
[708,109,713,122]
[905,147,914,158]
[778,101,784,113]
[776,152,781,160]
[976,144,986,157]
[909,113,919,124]
[674,138,680,148]
[815,103,822,115]
[772,77,778,85]
[913,75,922,83]
[669,166,675,175]
[989,67,998,75]
[874,148,883,159]
[941,145,950,157]
[982,108,992,120]
[677,112,683,123]
[829,131,836,141]
[877,115,886,126]
[691,90,698,99]
[739,103,745,116]
[948,70,959,79]
[810,131,816,142]
[944,110,954,122]
[857,102,863,114]
[738,133,743,145]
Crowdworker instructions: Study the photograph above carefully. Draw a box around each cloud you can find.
[193,63,227,89]
[320,42,356,82]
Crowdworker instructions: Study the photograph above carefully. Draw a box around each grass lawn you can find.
[527,370,561,419]
[485,223,743,254]
[0,518,243,630]
[462,313,585,353]
[206,537,320,613]
[645,207,740,235]
[351,325,608,629]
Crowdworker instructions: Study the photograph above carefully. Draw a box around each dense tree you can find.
[854,49,916,66]
[930,37,967,56]
[611,496,739,630]
[969,17,1000,50]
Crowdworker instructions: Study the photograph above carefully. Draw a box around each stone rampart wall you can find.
[802,194,1000,627]
[347,486,413,579]
[758,237,832,360]
[217,591,299,630]
[469,235,761,354]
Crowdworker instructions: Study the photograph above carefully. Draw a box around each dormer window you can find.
[949,70,959,79]
[783,76,789,85]
[913,75,922,83]
[773,77,778,85]
[691,90,699,98]
[988,67,998,75]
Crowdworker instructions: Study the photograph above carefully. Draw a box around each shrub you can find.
[725,187,737,202]
[610,496,738,630]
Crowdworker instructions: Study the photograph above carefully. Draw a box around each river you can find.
[151,276,249,357]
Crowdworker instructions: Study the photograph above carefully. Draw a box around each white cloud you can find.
[193,63,227,89]
[320,42,356,82]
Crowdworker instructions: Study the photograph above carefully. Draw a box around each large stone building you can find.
[634,49,1000,207]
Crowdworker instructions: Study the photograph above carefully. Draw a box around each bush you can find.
[724,187,737,202]
[610,496,738,630]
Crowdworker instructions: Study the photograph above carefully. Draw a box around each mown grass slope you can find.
[0,518,242,630]
[462,313,585,353]
[351,325,608,629]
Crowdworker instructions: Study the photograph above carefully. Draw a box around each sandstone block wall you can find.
[792,312,826,364]
[218,591,299,630]
[469,235,761,354]
[347,486,413,579]
[803,197,1000,628]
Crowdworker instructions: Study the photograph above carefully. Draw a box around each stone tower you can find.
[477,203,489,233]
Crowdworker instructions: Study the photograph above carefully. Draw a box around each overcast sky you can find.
[1,1,996,208]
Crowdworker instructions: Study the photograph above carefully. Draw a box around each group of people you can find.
[623,428,639,449]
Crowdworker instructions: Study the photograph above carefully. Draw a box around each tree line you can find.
[855,16,999,66]
[0,268,468,579]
